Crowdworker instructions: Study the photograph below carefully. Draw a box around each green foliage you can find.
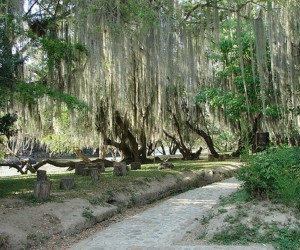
[40,38,88,68]
[211,223,259,245]
[196,87,247,121]
[0,113,18,159]
[82,207,95,220]
[211,221,300,249]
[0,113,18,139]
[100,0,162,31]
[238,147,300,204]
[15,81,89,110]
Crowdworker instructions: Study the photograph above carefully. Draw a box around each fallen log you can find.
[0,158,114,175]
[0,163,27,174]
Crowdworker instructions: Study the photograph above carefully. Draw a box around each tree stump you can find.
[37,170,47,181]
[34,180,52,200]
[113,162,127,176]
[87,162,105,172]
[75,163,86,175]
[90,168,100,181]
[60,178,75,190]
[131,162,141,170]
[82,167,91,176]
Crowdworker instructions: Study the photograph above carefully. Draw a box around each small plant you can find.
[0,234,9,249]
[218,208,227,214]
[117,202,126,214]
[197,232,207,240]
[27,233,37,241]
[107,190,114,199]
[130,193,139,205]
[201,213,214,225]
[82,207,95,220]
[224,214,239,224]
[89,196,105,206]
[219,189,250,206]
[27,233,49,245]
[210,223,258,245]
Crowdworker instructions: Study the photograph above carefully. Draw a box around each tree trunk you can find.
[34,180,52,200]
[90,168,100,181]
[75,162,86,175]
[37,170,47,181]
[186,121,219,158]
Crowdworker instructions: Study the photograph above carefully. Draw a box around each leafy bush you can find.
[238,147,300,204]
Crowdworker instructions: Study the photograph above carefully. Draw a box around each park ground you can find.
[0,158,299,249]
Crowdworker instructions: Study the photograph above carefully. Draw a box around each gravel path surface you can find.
[69,178,273,250]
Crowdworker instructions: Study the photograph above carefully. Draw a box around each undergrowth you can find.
[238,147,300,206]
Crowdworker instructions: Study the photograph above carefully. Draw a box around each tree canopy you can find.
[1,0,299,161]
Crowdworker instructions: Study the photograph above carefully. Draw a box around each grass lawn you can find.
[0,158,240,202]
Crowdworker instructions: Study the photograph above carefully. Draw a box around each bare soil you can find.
[182,195,300,249]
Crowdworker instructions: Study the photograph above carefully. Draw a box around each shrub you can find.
[238,147,300,204]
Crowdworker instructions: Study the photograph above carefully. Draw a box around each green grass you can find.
[210,221,300,249]
[0,159,240,202]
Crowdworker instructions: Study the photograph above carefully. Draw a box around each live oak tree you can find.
[1,0,299,163]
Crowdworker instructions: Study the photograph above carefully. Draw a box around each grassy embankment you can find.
[0,158,240,202]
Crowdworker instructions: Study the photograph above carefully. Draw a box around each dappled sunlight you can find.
[203,181,242,190]
[171,198,215,206]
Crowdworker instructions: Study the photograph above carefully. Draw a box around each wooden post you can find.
[37,170,47,181]
[60,178,75,190]
[34,180,52,200]
[90,168,100,181]
[75,162,86,175]
[113,162,127,176]
[131,162,141,170]
[87,162,105,172]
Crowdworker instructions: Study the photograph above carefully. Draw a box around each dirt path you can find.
[69,178,273,250]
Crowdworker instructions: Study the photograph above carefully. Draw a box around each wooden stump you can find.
[87,162,105,172]
[90,168,100,181]
[34,180,52,200]
[131,162,141,170]
[75,163,86,175]
[82,167,91,176]
[60,178,75,190]
[37,170,47,181]
[113,162,127,176]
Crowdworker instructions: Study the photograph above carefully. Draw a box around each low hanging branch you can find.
[0,151,114,175]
